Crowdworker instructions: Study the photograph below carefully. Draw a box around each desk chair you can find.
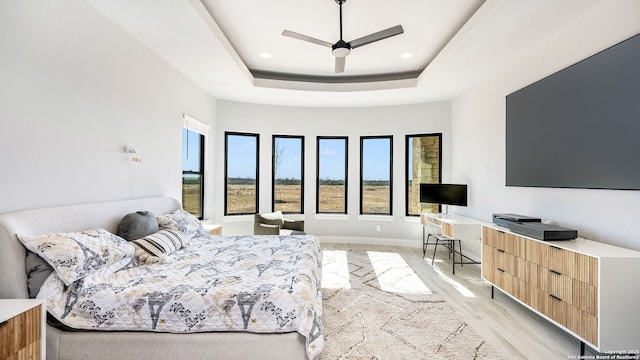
[422,216,464,275]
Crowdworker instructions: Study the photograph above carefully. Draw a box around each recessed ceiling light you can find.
[400,52,413,59]
[259,52,273,59]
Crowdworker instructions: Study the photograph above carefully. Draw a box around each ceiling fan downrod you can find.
[332,0,350,58]
[336,0,346,40]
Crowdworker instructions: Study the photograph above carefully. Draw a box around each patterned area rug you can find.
[320,249,504,359]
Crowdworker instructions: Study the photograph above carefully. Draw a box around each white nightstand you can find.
[0,299,46,360]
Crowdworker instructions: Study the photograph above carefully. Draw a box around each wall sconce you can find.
[124,146,142,163]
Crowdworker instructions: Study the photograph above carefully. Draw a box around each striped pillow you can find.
[131,230,187,264]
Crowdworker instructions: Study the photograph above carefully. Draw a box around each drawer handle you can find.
[549,294,562,301]
[550,245,561,250]
[549,270,562,276]
[497,267,505,273]
[497,230,504,234]
[497,249,505,253]
[0,320,7,328]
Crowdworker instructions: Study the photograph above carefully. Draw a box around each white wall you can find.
[0,0,216,214]
[213,100,451,244]
[452,1,640,250]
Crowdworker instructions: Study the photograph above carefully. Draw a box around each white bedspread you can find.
[38,234,324,359]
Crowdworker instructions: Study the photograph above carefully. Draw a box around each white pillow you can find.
[131,229,187,264]
[18,228,134,286]
[156,209,204,239]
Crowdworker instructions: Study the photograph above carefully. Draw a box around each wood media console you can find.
[482,224,640,354]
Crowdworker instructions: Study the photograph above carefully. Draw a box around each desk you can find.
[420,213,482,274]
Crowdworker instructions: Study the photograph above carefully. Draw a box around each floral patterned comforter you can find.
[38,234,324,359]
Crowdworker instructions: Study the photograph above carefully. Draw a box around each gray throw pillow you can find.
[117,211,159,241]
[25,250,53,298]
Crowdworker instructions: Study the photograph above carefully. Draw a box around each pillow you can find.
[25,250,54,298]
[131,229,187,264]
[18,228,135,286]
[156,209,204,239]
[117,210,159,240]
[257,211,285,226]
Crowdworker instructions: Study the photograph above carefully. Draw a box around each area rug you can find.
[320,249,504,359]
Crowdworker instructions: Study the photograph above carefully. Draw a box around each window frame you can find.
[316,136,348,214]
[272,135,305,214]
[405,133,443,216]
[181,115,209,220]
[359,135,393,216]
[224,131,260,216]
[182,128,205,219]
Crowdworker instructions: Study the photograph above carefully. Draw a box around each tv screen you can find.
[419,184,468,206]
[506,33,640,190]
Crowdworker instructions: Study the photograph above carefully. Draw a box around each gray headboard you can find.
[0,197,181,299]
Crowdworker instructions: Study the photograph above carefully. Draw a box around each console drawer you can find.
[543,244,577,278]
[575,253,598,287]
[0,304,41,360]
[547,269,573,304]
[547,294,570,328]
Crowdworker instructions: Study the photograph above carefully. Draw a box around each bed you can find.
[0,197,323,360]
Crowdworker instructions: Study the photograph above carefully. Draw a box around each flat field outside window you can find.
[273,136,303,213]
[360,136,392,215]
[225,133,259,215]
[182,128,204,219]
[406,134,441,215]
[317,137,347,213]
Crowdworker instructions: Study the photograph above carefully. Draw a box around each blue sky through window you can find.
[318,138,346,181]
[182,128,201,172]
[274,137,302,180]
[362,137,391,181]
[222,134,392,181]
[227,134,257,178]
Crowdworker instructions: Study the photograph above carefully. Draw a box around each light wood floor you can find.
[321,241,592,360]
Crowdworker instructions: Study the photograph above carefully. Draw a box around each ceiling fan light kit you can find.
[282,0,404,73]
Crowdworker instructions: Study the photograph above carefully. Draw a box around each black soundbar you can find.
[492,213,541,227]
[507,222,577,241]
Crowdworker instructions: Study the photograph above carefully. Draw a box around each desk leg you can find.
[422,227,426,257]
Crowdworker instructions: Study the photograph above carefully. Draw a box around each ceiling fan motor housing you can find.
[332,40,351,57]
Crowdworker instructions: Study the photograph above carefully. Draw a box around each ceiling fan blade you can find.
[349,25,404,49]
[282,30,333,48]
[335,57,345,73]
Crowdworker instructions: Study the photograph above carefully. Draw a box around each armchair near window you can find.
[254,211,305,235]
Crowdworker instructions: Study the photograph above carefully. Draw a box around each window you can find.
[360,136,392,215]
[225,132,259,215]
[316,136,348,214]
[182,128,205,219]
[272,135,304,213]
[182,115,209,220]
[406,133,442,215]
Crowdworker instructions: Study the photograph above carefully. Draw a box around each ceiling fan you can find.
[282,0,404,73]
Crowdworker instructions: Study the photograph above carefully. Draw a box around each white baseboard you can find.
[318,236,422,249]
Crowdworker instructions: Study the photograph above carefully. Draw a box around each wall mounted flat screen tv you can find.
[506,33,640,191]
[419,183,468,206]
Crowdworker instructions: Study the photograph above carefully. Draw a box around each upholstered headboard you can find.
[0,197,181,299]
